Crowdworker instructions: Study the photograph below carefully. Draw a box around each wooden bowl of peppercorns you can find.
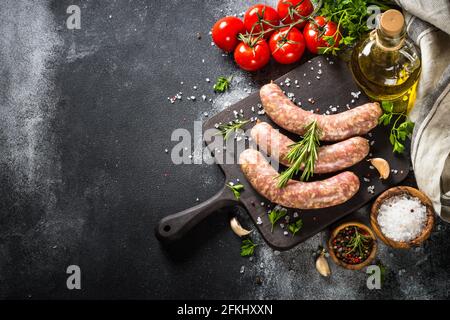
[328,222,377,271]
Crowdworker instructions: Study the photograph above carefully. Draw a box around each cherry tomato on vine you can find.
[244,4,280,37]
[269,27,305,64]
[234,39,271,71]
[277,0,314,29]
[303,16,341,54]
[212,16,246,52]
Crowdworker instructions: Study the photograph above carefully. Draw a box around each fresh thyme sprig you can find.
[277,120,321,188]
[217,119,249,141]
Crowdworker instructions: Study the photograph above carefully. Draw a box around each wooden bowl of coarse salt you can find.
[370,186,435,249]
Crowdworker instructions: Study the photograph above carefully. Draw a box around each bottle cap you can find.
[380,9,404,37]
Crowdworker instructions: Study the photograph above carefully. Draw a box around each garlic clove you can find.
[369,158,390,180]
[230,217,252,237]
[316,252,331,277]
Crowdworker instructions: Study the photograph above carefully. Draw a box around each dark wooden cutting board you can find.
[156,55,410,250]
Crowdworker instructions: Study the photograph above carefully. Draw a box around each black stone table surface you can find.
[0,0,449,299]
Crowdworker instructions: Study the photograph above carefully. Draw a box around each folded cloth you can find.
[395,0,450,220]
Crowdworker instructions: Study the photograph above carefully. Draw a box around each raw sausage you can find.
[239,149,360,209]
[260,83,382,141]
[251,122,369,173]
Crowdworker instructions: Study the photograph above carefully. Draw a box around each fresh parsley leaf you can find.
[318,0,393,54]
[213,76,232,93]
[381,101,394,113]
[240,238,258,257]
[226,182,244,200]
[288,219,303,237]
[379,101,414,154]
[268,207,288,233]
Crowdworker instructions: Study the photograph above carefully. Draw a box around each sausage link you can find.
[260,83,382,141]
[251,122,369,173]
[239,149,360,209]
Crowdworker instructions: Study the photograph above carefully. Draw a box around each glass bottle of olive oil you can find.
[351,10,421,113]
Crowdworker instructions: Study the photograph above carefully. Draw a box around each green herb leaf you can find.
[343,36,355,45]
[379,101,414,154]
[288,219,303,237]
[346,227,371,257]
[213,76,232,93]
[240,238,258,257]
[277,120,321,188]
[318,0,393,54]
[381,101,394,113]
[323,35,336,46]
[217,119,249,141]
[377,262,386,284]
[268,207,288,233]
[226,182,244,200]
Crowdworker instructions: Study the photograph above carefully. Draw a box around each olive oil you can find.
[351,10,421,113]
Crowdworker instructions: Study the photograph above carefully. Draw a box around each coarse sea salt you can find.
[377,195,428,242]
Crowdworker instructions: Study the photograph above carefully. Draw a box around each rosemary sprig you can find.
[346,227,371,257]
[217,119,249,141]
[277,120,321,188]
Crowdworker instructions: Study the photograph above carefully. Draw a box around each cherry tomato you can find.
[277,0,314,29]
[244,4,280,37]
[212,16,246,52]
[303,16,341,54]
[234,39,271,71]
[269,27,305,64]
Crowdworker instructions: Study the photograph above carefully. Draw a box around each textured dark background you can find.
[0,0,449,299]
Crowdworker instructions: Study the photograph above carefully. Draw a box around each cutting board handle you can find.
[155,186,239,242]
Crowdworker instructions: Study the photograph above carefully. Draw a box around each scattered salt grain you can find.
[377,195,428,242]
[256,217,263,225]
